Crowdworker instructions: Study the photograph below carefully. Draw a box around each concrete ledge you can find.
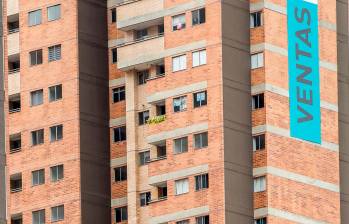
[109,116,126,127]
[111,197,128,207]
[108,38,126,48]
[149,206,209,224]
[109,77,126,88]
[111,156,127,167]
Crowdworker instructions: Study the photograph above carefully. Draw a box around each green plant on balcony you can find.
[147,115,166,125]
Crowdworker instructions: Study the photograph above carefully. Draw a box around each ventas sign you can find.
[287,0,321,144]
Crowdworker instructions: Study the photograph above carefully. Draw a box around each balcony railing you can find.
[9,108,20,114]
[8,28,19,35]
[147,72,165,81]
[149,196,168,204]
[9,68,20,75]
[9,147,21,153]
[148,155,167,163]
[10,187,22,193]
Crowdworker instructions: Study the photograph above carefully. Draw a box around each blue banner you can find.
[287,0,321,143]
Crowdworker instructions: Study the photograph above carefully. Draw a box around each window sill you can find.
[194,146,208,150]
[193,104,207,109]
[173,151,188,155]
[31,143,44,148]
[172,68,187,73]
[49,98,63,103]
[50,139,63,143]
[192,63,207,68]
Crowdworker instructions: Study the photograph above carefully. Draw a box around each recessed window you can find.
[115,166,127,182]
[32,169,45,186]
[138,110,149,125]
[177,220,189,224]
[111,8,117,23]
[252,93,264,110]
[172,55,186,72]
[172,14,186,31]
[50,125,63,142]
[192,8,206,26]
[31,129,44,146]
[158,183,168,199]
[137,70,149,85]
[115,206,128,223]
[194,132,208,149]
[28,10,42,26]
[51,205,64,222]
[140,192,151,206]
[254,217,267,224]
[47,5,61,21]
[50,165,64,182]
[254,176,266,192]
[173,96,187,112]
[253,134,265,151]
[175,178,189,195]
[9,133,21,153]
[10,173,22,193]
[158,24,164,34]
[139,151,150,166]
[32,210,45,224]
[29,49,43,66]
[195,173,209,191]
[112,48,117,63]
[114,126,126,142]
[113,86,125,103]
[196,215,209,224]
[192,49,207,67]
[174,137,188,154]
[250,11,262,28]
[251,52,264,69]
[48,45,62,62]
[11,214,22,224]
[9,94,21,113]
[193,91,207,108]
[30,89,43,106]
[135,28,148,40]
[49,84,62,102]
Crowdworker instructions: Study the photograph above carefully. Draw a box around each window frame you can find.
[173,136,188,154]
[115,206,128,223]
[254,217,267,224]
[50,164,64,182]
[175,178,189,195]
[195,173,209,191]
[113,126,126,142]
[138,110,149,126]
[32,209,45,224]
[50,124,63,142]
[254,176,266,193]
[192,49,207,67]
[172,14,186,31]
[137,70,149,85]
[111,8,117,23]
[196,215,209,224]
[48,44,62,62]
[114,166,127,182]
[139,151,150,166]
[28,9,42,26]
[31,129,44,146]
[30,89,43,107]
[194,132,208,149]
[112,48,117,64]
[140,191,151,207]
[173,96,187,112]
[251,52,264,69]
[250,11,263,28]
[49,84,62,102]
[193,91,207,108]
[192,8,206,26]
[51,205,64,222]
[112,86,125,103]
[252,93,264,110]
[172,54,187,72]
[32,169,45,186]
[47,4,61,22]
[29,49,43,66]
[253,134,265,151]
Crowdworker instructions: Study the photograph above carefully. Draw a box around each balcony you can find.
[8,31,19,56]
[7,0,19,16]
[117,35,164,70]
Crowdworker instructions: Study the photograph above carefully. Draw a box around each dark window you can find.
[196,215,209,224]
[158,24,164,34]
[252,93,264,110]
[114,126,126,142]
[31,129,44,146]
[156,64,165,75]
[158,185,168,198]
[32,169,45,186]
[50,165,64,182]
[192,8,206,25]
[10,133,21,153]
[138,110,149,125]
[253,134,265,151]
[11,215,22,224]
[137,70,149,85]
[254,217,267,224]
[250,11,262,28]
[28,10,42,26]
[113,86,125,103]
[194,132,208,149]
[49,84,62,102]
[32,210,45,224]
[48,44,61,62]
[195,173,209,191]
[115,166,127,182]
[135,28,148,40]
[193,91,207,108]
[174,137,188,154]
[10,173,22,193]
[51,205,64,222]
[9,94,21,113]
[50,125,63,142]
[157,145,167,158]
[115,206,127,223]
[29,50,43,66]
[140,192,151,206]
[112,48,117,63]
[156,104,166,116]
[139,151,150,165]
[111,8,117,23]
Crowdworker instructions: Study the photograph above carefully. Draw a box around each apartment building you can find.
[1,0,349,224]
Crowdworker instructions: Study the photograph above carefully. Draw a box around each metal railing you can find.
[9,147,21,154]
[9,108,21,114]
[8,28,19,35]
[10,187,22,193]
[9,68,20,74]
[117,32,164,48]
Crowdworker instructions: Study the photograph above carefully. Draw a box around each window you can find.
[177,220,189,224]
[251,53,264,69]
[192,8,206,25]
[30,89,43,106]
[253,134,265,151]
[172,55,187,72]
[172,14,186,31]
[175,178,189,195]
[32,210,45,224]
[9,94,21,113]
[48,45,62,62]
[158,184,168,198]
[139,151,150,166]
[196,215,209,224]
[50,125,63,142]
[115,206,127,223]
[31,129,44,146]
[115,166,127,182]
[254,176,266,192]
[250,11,262,28]
[137,70,149,85]
[32,169,45,186]
[28,10,42,26]
[140,192,151,206]
[112,48,117,63]
[114,126,126,142]
[254,217,267,224]
[157,145,167,158]
[49,84,62,102]
[51,205,64,222]
[47,5,61,21]
[193,91,207,108]
[192,49,207,67]
[138,110,149,125]
[156,104,166,116]
[10,133,21,153]
[252,93,264,110]
[11,215,22,224]
[158,24,164,34]
[10,173,22,193]
[135,28,148,40]
[174,137,188,154]
[29,50,43,66]
[50,165,64,182]
[113,86,125,103]
[173,96,187,112]
[195,173,209,191]
[111,8,117,23]
[194,132,208,149]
